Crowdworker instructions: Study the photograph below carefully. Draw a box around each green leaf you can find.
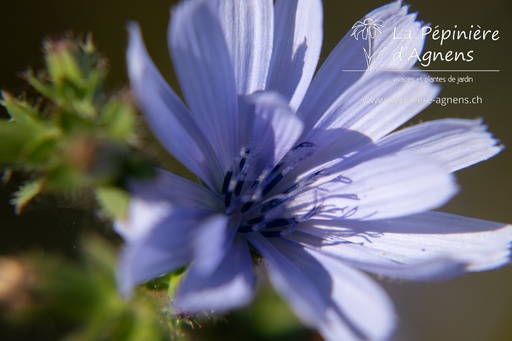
[144,273,171,292]
[0,121,41,164]
[45,164,84,191]
[95,186,130,220]
[11,179,44,214]
[45,39,84,89]
[23,135,59,165]
[0,91,40,124]
[24,70,55,100]
[56,110,95,134]
[167,267,186,301]
[3,234,168,341]
[101,96,136,139]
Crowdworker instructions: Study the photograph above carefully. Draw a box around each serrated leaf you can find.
[24,70,55,100]
[45,40,84,88]
[0,92,40,124]
[11,179,44,214]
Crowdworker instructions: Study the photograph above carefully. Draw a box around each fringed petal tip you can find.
[454,118,505,167]
[474,117,505,147]
[366,0,413,20]
[508,230,512,262]
[451,221,512,273]
[469,222,512,272]
[370,118,504,173]
[297,212,512,281]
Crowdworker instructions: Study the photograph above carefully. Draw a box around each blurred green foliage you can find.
[0,36,152,216]
[1,235,170,341]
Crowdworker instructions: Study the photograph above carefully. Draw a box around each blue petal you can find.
[295,211,512,280]
[216,0,274,94]
[115,170,220,242]
[115,171,221,296]
[289,154,457,220]
[169,0,239,175]
[128,169,222,213]
[310,118,503,179]
[304,71,440,144]
[298,1,425,133]
[192,214,236,276]
[117,208,214,296]
[306,247,395,341]
[248,233,395,341]
[292,227,467,281]
[175,235,255,313]
[266,128,374,197]
[126,23,222,189]
[238,91,304,176]
[246,233,329,327]
[300,211,512,274]
[371,118,503,172]
[114,196,174,244]
[266,0,323,110]
[364,1,426,70]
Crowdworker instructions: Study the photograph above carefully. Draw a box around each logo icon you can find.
[351,18,385,68]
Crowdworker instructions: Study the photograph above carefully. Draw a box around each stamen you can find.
[264,218,297,228]
[268,162,283,178]
[257,141,316,197]
[293,141,315,150]
[246,216,265,225]
[262,173,283,196]
[283,183,299,195]
[261,231,282,238]
[289,169,329,194]
[239,156,247,172]
[240,201,254,213]
[223,147,252,208]
[260,198,286,213]
[234,176,245,196]
[238,225,254,233]
[224,191,232,208]
[224,141,329,237]
[221,171,232,195]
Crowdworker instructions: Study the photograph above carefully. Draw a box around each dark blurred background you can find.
[0,0,511,340]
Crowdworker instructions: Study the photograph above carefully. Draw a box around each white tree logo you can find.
[351,18,385,68]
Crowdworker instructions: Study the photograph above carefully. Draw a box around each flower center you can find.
[221,143,324,237]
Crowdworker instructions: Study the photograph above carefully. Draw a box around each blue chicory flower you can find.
[117,1,511,340]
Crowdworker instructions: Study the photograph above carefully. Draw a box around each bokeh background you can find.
[1,0,511,340]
